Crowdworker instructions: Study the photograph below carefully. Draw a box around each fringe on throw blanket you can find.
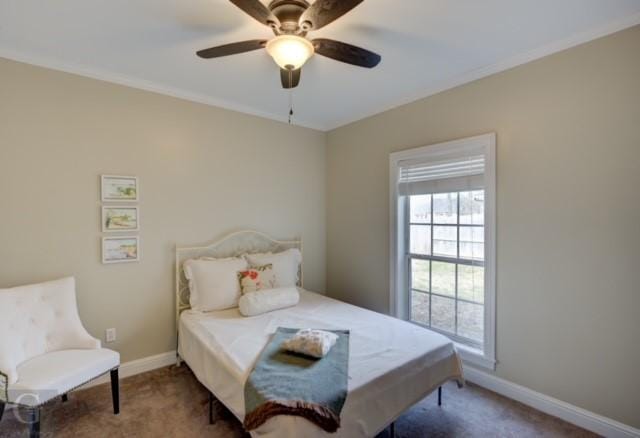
[244,399,341,433]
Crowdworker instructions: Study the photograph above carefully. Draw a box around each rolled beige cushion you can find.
[238,287,300,317]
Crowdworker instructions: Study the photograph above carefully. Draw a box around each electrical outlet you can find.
[105,328,116,343]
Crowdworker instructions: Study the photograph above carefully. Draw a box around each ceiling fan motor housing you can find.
[269,0,310,33]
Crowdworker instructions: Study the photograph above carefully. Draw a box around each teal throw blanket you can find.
[244,327,350,433]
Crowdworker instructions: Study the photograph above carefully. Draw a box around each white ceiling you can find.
[1,0,640,130]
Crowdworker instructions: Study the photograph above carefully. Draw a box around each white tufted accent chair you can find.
[0,277,120,437]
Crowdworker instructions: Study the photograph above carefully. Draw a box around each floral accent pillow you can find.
[281,329,339,358]
[238,264,276,294]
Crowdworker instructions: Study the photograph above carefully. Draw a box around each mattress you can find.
[178,289,463,438]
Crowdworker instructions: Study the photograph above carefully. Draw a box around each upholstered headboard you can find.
[175,230,303,335]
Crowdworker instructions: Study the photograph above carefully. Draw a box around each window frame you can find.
[389,133,496,370]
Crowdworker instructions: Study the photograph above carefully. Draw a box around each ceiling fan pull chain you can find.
[288,84,294,124]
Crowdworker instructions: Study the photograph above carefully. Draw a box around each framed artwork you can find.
[101,175,138,202]
[102,206,139,232]
[102,236,140,264]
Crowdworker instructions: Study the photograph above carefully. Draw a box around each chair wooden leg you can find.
[0,401,5,421]
[61,394,68,403]
[110,368,120,415]
[28,408,40,438]
[208,392,215,425]
[438,386,442,406]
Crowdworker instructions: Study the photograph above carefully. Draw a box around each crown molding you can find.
[1,11,639,133]
[326,11,640,131]
[0,47,324,131]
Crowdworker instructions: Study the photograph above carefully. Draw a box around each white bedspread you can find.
[179,289,463,438]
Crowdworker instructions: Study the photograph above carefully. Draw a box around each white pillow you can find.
[244,248,302,288]
[183,257,247,312]
[238,287,300,317]
[281,329,339,358]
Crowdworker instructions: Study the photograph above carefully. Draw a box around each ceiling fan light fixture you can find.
[266,35,314,70]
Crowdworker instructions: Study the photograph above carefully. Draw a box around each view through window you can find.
[408,190,485,348]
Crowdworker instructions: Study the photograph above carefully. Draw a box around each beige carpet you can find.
[0,365,597,437]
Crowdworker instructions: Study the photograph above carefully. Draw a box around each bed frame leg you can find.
[208,392,215,425]
[438,386,442,406]
[389,421,395,438]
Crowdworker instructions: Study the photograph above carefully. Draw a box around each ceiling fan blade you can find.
[196,40,267,58]
[299,0,364,31]
[312,38,381,68]
[229,0,280,27]
[280,68,301,89]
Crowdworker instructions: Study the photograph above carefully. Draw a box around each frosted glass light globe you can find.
[266,35,315,70]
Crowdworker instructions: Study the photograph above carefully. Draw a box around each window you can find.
[390,134,496,369]
[408,191,485,347]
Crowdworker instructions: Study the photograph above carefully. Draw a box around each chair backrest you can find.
[0,277,99,386]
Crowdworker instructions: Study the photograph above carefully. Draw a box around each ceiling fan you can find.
[196,0,381,89]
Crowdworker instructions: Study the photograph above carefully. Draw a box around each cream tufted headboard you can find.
[175,230,303,338]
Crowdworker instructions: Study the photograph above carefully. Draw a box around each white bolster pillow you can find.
[238,287,300,317]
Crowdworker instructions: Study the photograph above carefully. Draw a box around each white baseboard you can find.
[79,350,177,390]
[7,349,637,438]
[85,352,639,438]
[464,366,640,438]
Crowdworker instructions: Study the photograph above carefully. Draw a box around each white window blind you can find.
[398,154,485,195]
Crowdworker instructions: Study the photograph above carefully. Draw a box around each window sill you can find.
[405,319,496,370]
[455,342,496,370]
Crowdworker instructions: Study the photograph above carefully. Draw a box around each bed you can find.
[175,231,463,438]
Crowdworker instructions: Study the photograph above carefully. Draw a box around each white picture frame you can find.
[102,206,140,232]
[102,236,140,264]
[101,175,138,202]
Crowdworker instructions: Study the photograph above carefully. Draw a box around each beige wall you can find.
[1,23,639,430]
[0,57,326,363]
[326,25,640,427]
